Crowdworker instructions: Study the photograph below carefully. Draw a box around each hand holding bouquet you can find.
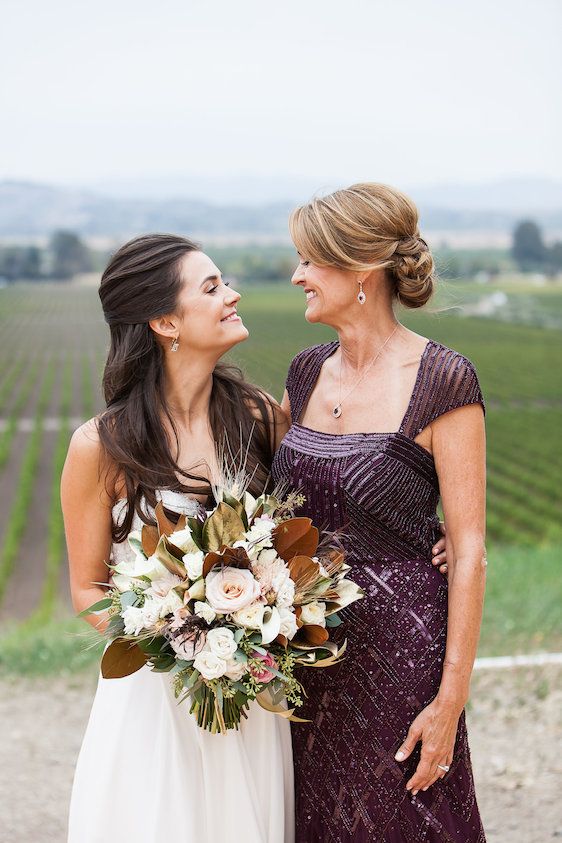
[84,484,363,733]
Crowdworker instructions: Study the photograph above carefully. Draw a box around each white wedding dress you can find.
[68,490,295,843]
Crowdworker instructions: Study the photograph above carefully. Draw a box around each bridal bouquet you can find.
[83,481,363,733]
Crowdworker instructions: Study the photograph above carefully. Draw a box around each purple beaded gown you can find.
[272,339,486,843]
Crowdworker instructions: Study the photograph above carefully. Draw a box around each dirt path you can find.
[0,665,560,842]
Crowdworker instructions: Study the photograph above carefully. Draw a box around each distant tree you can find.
[547,241,562,274]
[49,230,92,279]
[0,245,42,280]
[512,220,546,271]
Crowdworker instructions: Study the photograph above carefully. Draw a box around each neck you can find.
[162,350,217,430]
[336,291,400,372]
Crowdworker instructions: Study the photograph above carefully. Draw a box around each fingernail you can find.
[395,751,405,761]
[432,547,438,554]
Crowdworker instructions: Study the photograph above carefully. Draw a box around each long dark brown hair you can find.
[97,233,278,541]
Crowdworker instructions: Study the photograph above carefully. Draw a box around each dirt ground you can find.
[0,664,560,843]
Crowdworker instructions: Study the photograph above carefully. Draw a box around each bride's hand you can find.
[394,697,461,795]
[431,521,448,575]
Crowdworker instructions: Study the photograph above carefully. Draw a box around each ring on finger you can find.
[437,763,450,773]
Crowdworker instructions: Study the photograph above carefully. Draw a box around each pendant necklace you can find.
[332,324,399,419]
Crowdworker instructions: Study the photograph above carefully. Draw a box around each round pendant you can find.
[357,291,366,304]
[332,405,342,418]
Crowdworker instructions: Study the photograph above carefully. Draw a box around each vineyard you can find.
[0,279,560,664]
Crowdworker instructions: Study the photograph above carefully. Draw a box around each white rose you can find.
[257,547,278,565]
[182,550,204,581]
[224,659,248,681]
[300,600,326,627]
[145,570,183,599]
[273,571,296,608]
[193,650,227,680]
[155,588,183,618]
[194,601,216,624]
[122,603,159,635]
[169,526,198,553]
[206,627,237,660]
[113,552,168,583]
[232,601,265,630]
[278,606,298,640]
[244,516,275,550]
[205,567,261,614]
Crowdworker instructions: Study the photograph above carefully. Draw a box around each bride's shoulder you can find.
[65,417,120,504]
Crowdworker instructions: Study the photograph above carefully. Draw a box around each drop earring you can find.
[357,280,366,304]
[170,336,179,352]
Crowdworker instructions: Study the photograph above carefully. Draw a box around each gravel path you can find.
[0,665,560,842]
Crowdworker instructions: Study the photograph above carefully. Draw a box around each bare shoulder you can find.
[63,417,116,505]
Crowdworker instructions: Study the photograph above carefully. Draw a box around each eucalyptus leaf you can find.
[78,597,112,617]
[120,591,138,609]
[326,613,342,627]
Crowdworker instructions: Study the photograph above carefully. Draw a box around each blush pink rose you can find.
[249,650,278,684]
[205,567,261,614]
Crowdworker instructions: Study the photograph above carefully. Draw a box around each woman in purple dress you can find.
[272,183,487,842]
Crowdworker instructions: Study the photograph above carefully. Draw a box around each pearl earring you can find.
[357,280,366,305]
[170,336,179,352]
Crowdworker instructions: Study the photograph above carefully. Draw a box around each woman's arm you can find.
[253,390,290,452]
[61,419,115,634]
[395,402,486,794]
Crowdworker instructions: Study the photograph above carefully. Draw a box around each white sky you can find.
[1,0,560,189]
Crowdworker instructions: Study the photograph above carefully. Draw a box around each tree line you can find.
[512,220,562,274]
[0,231,93,281]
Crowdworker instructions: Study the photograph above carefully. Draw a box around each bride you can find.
[61,234,294,842]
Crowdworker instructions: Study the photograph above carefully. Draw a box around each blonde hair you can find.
[289,182,435,309]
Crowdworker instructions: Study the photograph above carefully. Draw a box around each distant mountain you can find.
[1,178,561,239]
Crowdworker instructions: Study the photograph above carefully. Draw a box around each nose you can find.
[291,264,304,286]
[226,285,241,304]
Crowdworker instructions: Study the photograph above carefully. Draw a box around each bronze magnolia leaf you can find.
[154,535,187,578]
[287,554,320,588]
[202,502,246,552]
[274,633,288,647]
[101,638,148,678]
[294,623,330,646]
[202,545,252,578]
[141,524,159,557]
[155,501,177,537]
[273,518,319,562]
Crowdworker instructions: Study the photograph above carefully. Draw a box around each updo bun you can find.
[391,235,435,309]
[289,182,436,309]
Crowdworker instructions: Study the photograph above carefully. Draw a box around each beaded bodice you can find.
[272,339,485,563]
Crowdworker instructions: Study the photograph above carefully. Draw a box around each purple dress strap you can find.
[285,341,338,424]
[400,342,485,439]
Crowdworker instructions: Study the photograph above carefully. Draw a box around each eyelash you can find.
[300,260,310,267]
[207,280,231,294]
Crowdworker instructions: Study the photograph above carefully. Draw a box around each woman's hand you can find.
[431,521,448,575]
[394,696,462,795]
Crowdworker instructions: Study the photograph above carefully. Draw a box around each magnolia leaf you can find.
[222,493,249,529]
[202,502,246,552]
[294,623,330,646]
[187,516,204,549]
[273,518,319,562]
[154,535,187,578]
[256,690,309,723]
[274,633,288,647]
[137,635,169,656]
[202,545,252,578]
[155,501,178,537]
[287,554,321,589]
[142,524,159,557]
[101,638,148,678]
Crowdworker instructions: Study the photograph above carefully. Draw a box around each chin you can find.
[304,305,324,324]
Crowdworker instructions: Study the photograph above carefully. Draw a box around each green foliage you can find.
[49,230,92,279]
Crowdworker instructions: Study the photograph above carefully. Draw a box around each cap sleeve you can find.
[285,342,338,424]
[401,344,485,439]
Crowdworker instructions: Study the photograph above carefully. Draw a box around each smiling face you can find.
[153,250,249,355]
[291,255,359,326]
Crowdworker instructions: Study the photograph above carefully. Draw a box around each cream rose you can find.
[232,602,265,630]
[183,550,204,581]
[205,568,261,614]
[278,606,298,640]
[272,571,296,608]
[300,600,327,627]
[224,659,248,681]
[206,628,237,660]
[194,601,216,624]
[193,650,227,680]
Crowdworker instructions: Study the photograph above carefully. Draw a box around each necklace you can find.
[332,324,399,419]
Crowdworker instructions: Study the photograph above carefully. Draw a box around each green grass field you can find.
[0,278,560,673]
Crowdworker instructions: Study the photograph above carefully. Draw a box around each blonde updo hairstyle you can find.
[289,182,435,309]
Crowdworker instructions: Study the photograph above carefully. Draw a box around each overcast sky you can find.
[1,0,560,194]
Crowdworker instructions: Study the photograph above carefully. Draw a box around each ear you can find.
[148,314,180,341]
